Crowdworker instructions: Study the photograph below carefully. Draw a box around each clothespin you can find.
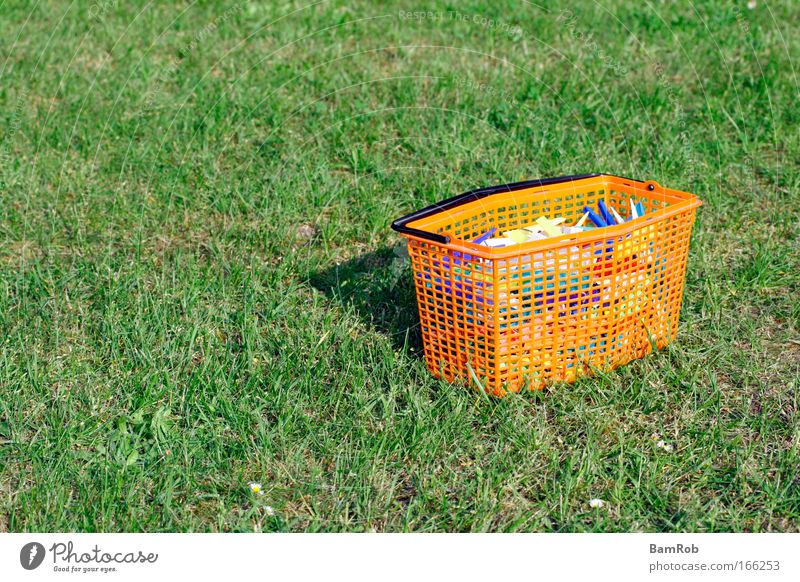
[504,229,532,244]
[630,199,639,219]
[610,207,625,225]
[583,206,607,227]
[635,202,645,217]
[575,212,590,228]
[482,237,514,248]
[472,227,497,244]
[596,200,615,227]
[535,216,562,237]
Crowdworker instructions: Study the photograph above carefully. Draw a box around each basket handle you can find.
[391,173,602,244]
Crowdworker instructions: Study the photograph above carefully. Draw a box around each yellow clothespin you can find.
[535,216,562,237]
[503,229,531,244]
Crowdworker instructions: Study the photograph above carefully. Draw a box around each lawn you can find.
[0,0,798,532]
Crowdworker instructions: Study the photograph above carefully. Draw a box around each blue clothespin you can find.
[635,202,645,217]
[472,227,496,245]
[583,206,607,227]
[597,200,615,227]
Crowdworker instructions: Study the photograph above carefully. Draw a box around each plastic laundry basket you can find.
[391,173,701,396]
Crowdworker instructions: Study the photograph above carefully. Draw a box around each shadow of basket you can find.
[308,244,423,355]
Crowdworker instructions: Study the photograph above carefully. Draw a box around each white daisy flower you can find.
[264,505,275,516]
[655,440,674,452]
[248,482,264,495]
[589,498,605,509]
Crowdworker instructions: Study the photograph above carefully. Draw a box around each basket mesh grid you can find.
[402,176,699,395]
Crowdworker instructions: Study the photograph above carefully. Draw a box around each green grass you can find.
[1,0,798,532]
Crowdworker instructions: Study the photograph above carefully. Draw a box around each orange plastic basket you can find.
[392,173,701,396]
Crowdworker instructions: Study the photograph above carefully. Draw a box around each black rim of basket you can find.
[391,173,656,244]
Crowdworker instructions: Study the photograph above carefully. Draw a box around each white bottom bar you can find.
[2,533,798,581]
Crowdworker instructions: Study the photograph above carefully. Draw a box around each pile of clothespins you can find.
[472,199,647,248]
